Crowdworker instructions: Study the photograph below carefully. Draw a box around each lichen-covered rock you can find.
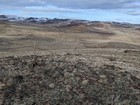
[49,83,55,89]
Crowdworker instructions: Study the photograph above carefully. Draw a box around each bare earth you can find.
[0,21,140,105]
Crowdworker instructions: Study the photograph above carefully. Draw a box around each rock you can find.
[49,83,55,89]
[72,69,77,73]
[82,80,89,85]
[14,55,18,59]
[100,75,106,79]
[66,85,72,91]
[0,82,5,89]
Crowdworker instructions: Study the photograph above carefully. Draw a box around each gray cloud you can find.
[0,0,139,9]
[0,0,45,7]
[47,0,140,9]
[127,11,140,16]
[126,4,140,9]
[24,6,82,13]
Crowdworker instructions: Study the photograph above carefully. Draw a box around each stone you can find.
[49,83,55,89]
[82,80,89,85]
[0,83,5,89]
[66,85,72,91]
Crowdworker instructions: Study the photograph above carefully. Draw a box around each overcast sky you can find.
[0,0,140,23]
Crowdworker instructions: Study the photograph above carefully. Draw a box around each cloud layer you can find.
[0,0,140,23]
[47,0,140,9]
[0,0,139,9]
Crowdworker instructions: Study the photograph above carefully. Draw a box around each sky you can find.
[0,0,140,24]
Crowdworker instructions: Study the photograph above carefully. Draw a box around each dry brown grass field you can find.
[0,21,140,55]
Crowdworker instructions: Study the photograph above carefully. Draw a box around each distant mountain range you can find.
[0,15,139,27]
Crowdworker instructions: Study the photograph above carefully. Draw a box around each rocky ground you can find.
[0,50,140,105]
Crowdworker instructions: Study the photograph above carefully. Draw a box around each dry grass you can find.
[0,21,140,105]
[0,52,140,105]
[0,21,140,55]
